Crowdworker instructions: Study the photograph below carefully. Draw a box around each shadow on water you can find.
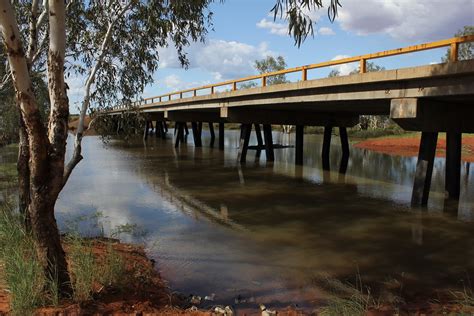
[51,131,474,308]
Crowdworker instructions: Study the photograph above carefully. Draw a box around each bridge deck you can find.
[110,60,474,128]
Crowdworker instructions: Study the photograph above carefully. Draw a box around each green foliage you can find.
[271,0,341,47]
[0,52,50,147]
[350,61,385,75]
[65,0,218,110]
[91,106,147,141]
[348,124,406,139]
[255,56,288,85]
[443,26,474,62]
[240,55,288,89]
[328,69,340,77]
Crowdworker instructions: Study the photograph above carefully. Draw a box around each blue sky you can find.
[67,0,473,108]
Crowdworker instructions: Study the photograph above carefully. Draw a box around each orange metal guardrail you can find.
[112,35,474,110]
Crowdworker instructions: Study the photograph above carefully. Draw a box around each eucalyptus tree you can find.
[443,26,473,62]
[0,0,342,297]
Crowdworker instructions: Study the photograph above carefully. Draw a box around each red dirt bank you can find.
[354,134,474,162]
[0,239,182,315]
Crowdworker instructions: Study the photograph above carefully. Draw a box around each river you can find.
[2,129,474,310]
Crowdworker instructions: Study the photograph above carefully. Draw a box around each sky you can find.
[67,0,474,110]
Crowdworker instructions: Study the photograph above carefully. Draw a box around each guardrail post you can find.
[302,68,307,81]
[180,92,183,99]
[169,94,171,101]
[262,76,267,87]
[211,86,214,94]
[450,42,458,62]
[193,90,197,97]
[360,58,366,74]
[232,82,237,91]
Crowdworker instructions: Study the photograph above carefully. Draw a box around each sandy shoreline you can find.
[354,133,474,162]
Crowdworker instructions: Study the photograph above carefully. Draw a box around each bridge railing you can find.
[112,35,474,111]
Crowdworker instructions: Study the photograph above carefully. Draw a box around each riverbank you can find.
[354,133,474,162]
[0,237,185,315]
[0,236,311,315]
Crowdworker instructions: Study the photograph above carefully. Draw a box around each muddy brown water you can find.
[1,131,474,310]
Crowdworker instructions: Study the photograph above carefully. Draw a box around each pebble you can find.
[214,305,234,316]
[189,295,201,305]
[260,304,277,316]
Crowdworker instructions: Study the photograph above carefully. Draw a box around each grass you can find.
[451,278,474,313]
[66,232,128,302]
[317,273,384,316]
[0,201,136,313]
[0,162,17,191]
[67,235,97,302]
[0,203,45,315]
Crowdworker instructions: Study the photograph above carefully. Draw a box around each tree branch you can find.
[64,1,132,185]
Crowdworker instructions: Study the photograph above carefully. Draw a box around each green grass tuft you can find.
[0,203,45,315]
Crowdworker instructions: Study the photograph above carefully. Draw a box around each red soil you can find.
[0,239,209,316]
[354,134,474,162]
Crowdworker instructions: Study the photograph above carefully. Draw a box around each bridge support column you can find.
[263,124,274,162]
[322,126,333,170]
[184,123,189,136]
[255,124,263,159]
[191,122,202,147]
[445,132,462,200]
[411,132,438,206]
[237,123,252,163]
[219,123,225,150]
[295,125,304,166]
[159,121,167,139]
[175,122,185,148]
[339,127,350,174]
[209,122,215,147]
[155,121,161,138]
[143,120,150,141]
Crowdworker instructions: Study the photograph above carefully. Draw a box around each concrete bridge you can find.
[107,36,474,207]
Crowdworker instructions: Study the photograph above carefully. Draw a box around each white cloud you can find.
[158,40,277,80]
[163,74,181,90]
[159,74,210,91]
[337,0,474,41]
[258,6,327,37]
[330,55,358,75]
[300,5,326,22]
[318,27,335,36]
[257,18,288,36]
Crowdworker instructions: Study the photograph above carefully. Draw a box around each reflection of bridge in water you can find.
[109,36,474,208]
[122,142,474,297]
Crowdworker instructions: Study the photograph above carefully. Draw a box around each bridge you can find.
[107,36,474,207]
